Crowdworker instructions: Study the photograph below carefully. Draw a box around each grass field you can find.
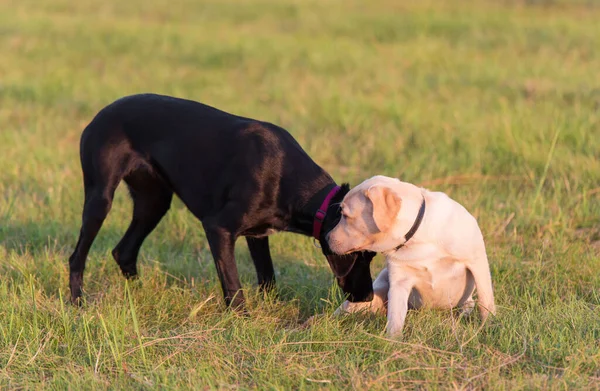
[1,0,599,389]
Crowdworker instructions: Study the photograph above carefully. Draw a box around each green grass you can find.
[1,0,599,389]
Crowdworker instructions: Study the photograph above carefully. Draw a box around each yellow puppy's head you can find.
[326,176,402,255]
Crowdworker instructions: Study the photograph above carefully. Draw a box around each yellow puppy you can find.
[327,175,495,337]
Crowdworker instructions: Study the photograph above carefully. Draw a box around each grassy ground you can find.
[1,0,599,389]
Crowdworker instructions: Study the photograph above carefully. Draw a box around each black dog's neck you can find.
[303,182,339,236]
[288,183,349,246]
[287,183,335,236]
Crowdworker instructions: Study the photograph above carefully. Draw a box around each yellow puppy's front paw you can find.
[333,300,351,316]
[334,299,385,316]
[301,314,322,328]
[459,298,475,317]
[386,322,404,338]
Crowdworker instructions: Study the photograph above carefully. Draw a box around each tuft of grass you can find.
[0,0,599,389]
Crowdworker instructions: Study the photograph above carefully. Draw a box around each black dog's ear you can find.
[359,251,377,264]
[338,183,351,194]
[319,182,360,278]
[325,253,358,278]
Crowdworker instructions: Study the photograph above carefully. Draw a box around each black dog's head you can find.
[319,184,375,302]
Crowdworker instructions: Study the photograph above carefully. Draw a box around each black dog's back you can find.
[80,94,329,216]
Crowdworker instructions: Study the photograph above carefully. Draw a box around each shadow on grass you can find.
[0,218,336,314]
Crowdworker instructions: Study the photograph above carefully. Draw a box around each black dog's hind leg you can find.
[69,174,120,304]
[112,170,173,279]
[246,237,275,293]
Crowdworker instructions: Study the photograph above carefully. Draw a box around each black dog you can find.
[68,93,374,309]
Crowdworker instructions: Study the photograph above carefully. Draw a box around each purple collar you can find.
[313,185,341,239]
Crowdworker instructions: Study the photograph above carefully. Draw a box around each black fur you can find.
[68,93,374,309]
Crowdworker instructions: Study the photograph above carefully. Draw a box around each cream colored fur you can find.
[327,175,495,337]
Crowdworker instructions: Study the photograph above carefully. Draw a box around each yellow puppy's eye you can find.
[340,204,348,218]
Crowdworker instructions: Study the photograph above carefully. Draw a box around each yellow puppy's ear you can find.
[365,185,401,232]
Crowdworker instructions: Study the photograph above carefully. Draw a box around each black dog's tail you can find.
[80,111,135,189]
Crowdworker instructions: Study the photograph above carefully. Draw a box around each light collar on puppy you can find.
[392,197,426,251]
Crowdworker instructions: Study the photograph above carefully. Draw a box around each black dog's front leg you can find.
[246,236,276,293]
[203,225,245,310]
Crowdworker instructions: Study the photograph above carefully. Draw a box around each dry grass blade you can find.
[465,334,528,385]
[369,366,451,387]
[25,330,52,366]
[361,331,461,356]
[95,346,102,374]
[576,187,600,199]
[305,378,332,384]
[493,212,515,237]
[6,328,24,369]
[123,328,226,357]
